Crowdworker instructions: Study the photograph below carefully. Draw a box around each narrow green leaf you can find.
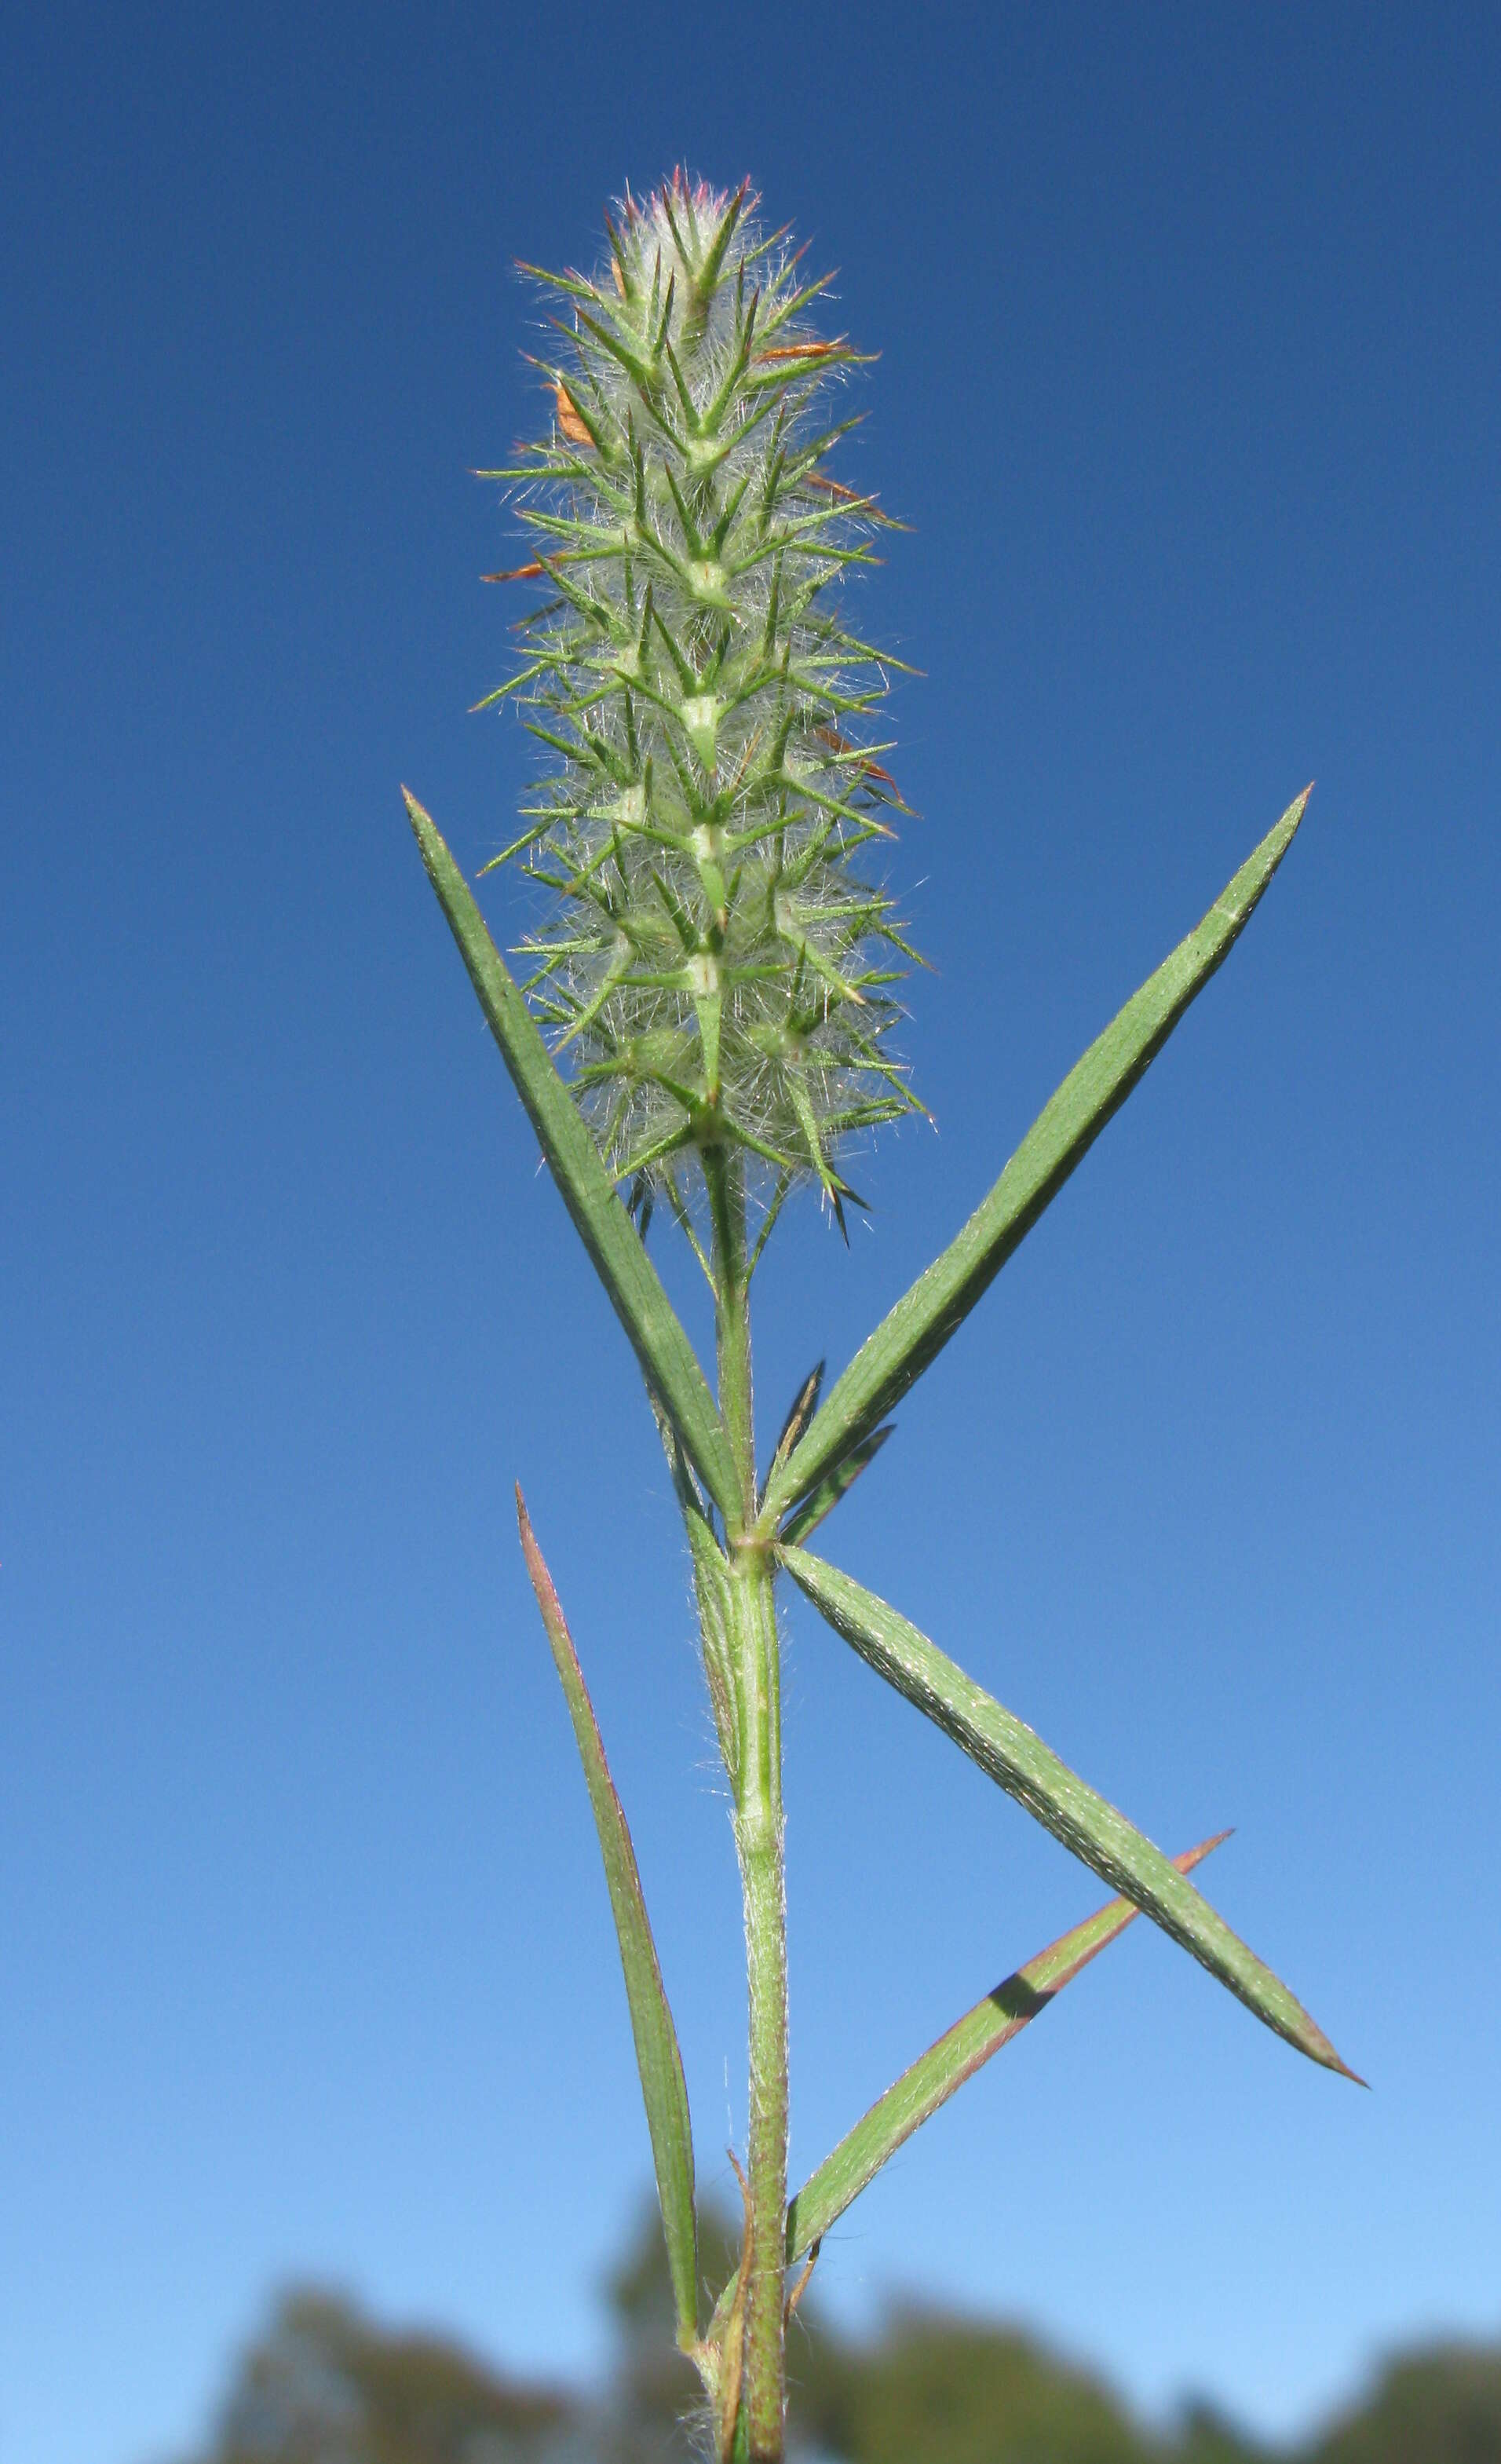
[787,1833,1229,2257]
[768,1361,826,1487]
[763,793,1311,1523]
[516,1490,700,2346]
[404,791,740,1523]
[649,1400,743,1794]
[780,1542,1360,2080]
[778,1426,894,1547]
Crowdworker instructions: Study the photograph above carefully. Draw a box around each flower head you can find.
[484,173,921,1229]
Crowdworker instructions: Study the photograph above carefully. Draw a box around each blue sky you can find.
[3,6,1498,2461]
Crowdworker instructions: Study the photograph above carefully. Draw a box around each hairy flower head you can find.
[481,172,921,1230]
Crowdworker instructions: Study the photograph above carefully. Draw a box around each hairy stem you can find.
[730,1550,786,2461]
[707,1150,787,2462]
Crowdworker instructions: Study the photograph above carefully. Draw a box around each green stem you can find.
[706,1149,787,2463]
[731,1549,786,2462]
[707,1150,757,1523]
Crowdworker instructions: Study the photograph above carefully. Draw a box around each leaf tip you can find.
[514,1485,552,1607]
[1295,2005,1365,2085]
[1325,2041,1369,2089]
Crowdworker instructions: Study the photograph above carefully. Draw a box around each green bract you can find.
[404,171,1357,2464]
[479,173,921,1227]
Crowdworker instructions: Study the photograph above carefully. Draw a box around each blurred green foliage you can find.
[175,2206,1501,2464]
[194,2285,573,2464]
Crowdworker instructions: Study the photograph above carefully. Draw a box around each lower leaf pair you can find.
[515,1479,1357,2449]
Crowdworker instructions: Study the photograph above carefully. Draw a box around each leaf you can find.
[765,1361,826,1495]
[787,1833,1229,2257]
[649,1400,743,1793]
[779,1542,1360,2080]
[405,791,741,1524]
[778,1426,894,1547]
[761,792,1311,1524]
[516,1489,700,2346]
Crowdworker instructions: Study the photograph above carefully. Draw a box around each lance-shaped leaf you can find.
[406,791,741,1524]
[786,1833,1227,2260]
[780,1542,1360,2080]
[778,1426,894,1547]
[650,1399,743,1794]
[517,1490,700,2346]
[762,792,1310,1523]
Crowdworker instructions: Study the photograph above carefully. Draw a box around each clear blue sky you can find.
[4,8,1498,2461]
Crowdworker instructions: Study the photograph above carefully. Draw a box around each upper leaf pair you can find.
[408,783,1311,1552]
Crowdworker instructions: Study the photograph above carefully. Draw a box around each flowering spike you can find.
[485,181,920,1226]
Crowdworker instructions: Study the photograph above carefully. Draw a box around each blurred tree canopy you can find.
[1306,2343,1501,2464]
[192,2287,575,2464]
[173,2205,1501,2464]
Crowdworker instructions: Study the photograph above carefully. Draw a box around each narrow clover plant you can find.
[403,173,1360,2464]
